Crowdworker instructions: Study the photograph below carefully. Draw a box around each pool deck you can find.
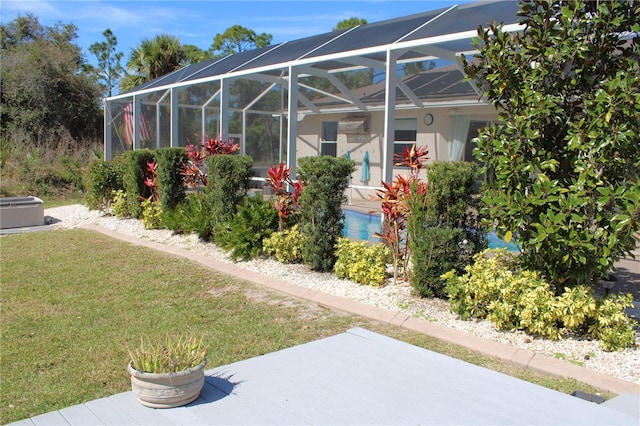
[9,328,640,425]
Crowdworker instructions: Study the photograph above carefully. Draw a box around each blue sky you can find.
[2,0,474,66]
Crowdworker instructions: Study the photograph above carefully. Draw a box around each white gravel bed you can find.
[44,204,640,386]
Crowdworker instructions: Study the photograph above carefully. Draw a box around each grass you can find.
[0,229,613,423]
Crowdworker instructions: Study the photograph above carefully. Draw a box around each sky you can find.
[2,0,474,67]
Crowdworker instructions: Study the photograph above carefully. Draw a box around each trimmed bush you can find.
[155,147,188,211]
[408,161,486,298]
[334,238,390,286]
[120,149,156,218]
[204,154,253,229]
[297,156,354,272]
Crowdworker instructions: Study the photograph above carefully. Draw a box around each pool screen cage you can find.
[104,0,524,183]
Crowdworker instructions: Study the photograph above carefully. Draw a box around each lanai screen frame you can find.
[104,0,523,183]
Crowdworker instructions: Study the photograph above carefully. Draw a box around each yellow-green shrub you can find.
[262,225,304,264]
[442,249,637,350]
[334,238,390,286]
[110,189,129,218]
[141,199,162,230]
[589,294,636,352]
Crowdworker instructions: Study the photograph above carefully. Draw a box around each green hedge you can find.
[204,154,253,228]
[297,156,354,272]
[155,147,188,211]
[408,161,486,298]
[85,158,124,211]
[120,150,156,218]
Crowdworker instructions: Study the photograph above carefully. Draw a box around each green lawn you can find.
[0,229,612,424]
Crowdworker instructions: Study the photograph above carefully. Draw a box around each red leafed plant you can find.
[371,144,429,283]
[143,161,159,202]
[201,135,240,156]
[267,163,303,231]
[181,135,240,190]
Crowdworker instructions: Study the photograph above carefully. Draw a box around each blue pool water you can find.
[342,209,519,251]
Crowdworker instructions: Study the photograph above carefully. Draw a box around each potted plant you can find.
[127,334,208,408]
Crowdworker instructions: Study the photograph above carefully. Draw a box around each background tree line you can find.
[0,13,373,198]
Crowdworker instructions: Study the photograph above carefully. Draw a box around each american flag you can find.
[123,103,151,145]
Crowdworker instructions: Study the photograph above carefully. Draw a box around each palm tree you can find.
[120,34,185,91]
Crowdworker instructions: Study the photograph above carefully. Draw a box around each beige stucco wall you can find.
[295,104,497,200]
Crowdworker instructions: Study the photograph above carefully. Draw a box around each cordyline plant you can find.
[182,135,240,190]
[371,144,429,283]
[143,161,159,202]
[267,163,303,231]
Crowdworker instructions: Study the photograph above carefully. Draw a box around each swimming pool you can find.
[342,209,519,251]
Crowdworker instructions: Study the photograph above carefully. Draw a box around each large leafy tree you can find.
[464,0,640,292]
[121,34,186,91]
[0,14,102,144]
[88,29,124,98]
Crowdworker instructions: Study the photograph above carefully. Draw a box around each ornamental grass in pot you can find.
[127,334,208,408]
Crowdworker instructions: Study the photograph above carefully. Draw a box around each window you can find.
[464,121,491,162]
[321,121,337,157]
[394,117,417,159]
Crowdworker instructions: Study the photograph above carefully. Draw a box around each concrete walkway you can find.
[81,224,640,396]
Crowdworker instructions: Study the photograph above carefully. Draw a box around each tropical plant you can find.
[128,334,208,374]
[121,34,186,91]
[463,0,640,292]
[182,135,240,191]
[267,163,303,231]
[371,144,429,283]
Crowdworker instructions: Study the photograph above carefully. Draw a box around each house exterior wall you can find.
[295,104,497,200]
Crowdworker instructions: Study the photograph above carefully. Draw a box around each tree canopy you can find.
[121,34,186,91]
[0,14,102,144]
[88,29,124,98]
[210,25,273,58]
[333,18,368,31]
[464,0,640,291]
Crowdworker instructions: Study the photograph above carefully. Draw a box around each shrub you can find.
[161,194,216,241]
[442,249,637,350]
[214,195,278,261]
[408,161,486,298]
[371,144,429,283]
[464,0,640,291]
[155,147,188,211]
[85,159,123,211]
[141,199,162,230]
[110,189,128,218]
[120,150,156,218]
[334,238,390,286]
[589,294,636,352]
[262,225,304,264]
[297,156,354,272]
[204,154,253,229]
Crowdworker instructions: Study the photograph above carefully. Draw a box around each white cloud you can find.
[2,1,62,18]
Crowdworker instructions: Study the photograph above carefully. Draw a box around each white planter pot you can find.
[128,359,207,408]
